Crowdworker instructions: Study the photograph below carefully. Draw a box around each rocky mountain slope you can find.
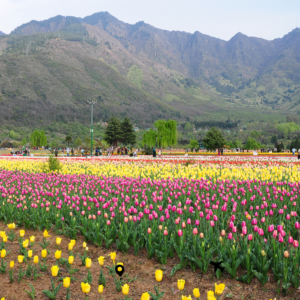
[0,12,299,128]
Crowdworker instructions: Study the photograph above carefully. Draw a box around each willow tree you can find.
[142,129,157,147]
[31,130,47,147]
[154,119,177,148]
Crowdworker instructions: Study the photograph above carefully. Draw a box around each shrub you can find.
[42,156,62,173]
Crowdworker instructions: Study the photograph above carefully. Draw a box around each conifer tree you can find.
[104,116,122,147]
[121,117,136,146]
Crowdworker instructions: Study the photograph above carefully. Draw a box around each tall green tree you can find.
[74,137,82,148]
[21,137,27,147]
[31,130,47,147]
[65,134,73,146]
[121,117,136,146]
[142,129,157,147]
[189,139,199,150]
[104,116,122,147]
[154,119,177,148]
[202,127,226,151]
[244,137,261,150]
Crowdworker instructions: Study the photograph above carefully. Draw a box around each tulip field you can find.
[0,156,300,299]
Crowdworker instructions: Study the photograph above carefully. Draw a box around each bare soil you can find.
[0,222,298,300]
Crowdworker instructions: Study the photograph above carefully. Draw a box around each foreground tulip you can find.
[81,282,91,293]
[10,261,14,268]
[98,285,104,293]
[8,223,16,229]
[28,250,33,258]
[51,265,59,277]
[0,249,6,258]
[33,256,39,264]
[193,288,200,298]
[63,277,70,288]
[207,291,216,300]
[68,243,74,251]
[155,270,163,282]
[19,230,25,237]
[18,256,24,263]
[141,292,150,300]
[98,256,105,266]
[56,237,62,245]
[109,252,116,264]
[22,239,29,248]
[43,230,51,238]
[182,296,192,300]
[85,258,92,268]
[41,249,47,258]
[178,279,185,290]
[122,284,130,295]
[55,250,61,260]
[29,236,35,243]
[70,239,76,246]
[83,242,87,248]
[68,256,74,265]
[215,283,225,295]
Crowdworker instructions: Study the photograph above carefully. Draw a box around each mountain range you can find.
[0,12,299,128]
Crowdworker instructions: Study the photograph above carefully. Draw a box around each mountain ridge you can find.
[0,12,299,130]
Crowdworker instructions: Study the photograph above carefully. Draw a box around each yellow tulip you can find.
[8,223,16,229]
[81,282,91,294]
[68,243,74,251]
[63,277,70,288]
[28,250,33,258]
[83,242,87,248]
[85,258,92,268]
[33,256,39,264]
[43,230,51,238]
[10,261,14,268]
[70,239,76,246]
[55,250,61,260]
[98,285,104,293]
[18,255,24,263]
[122,284,130,295]
[141,292,150,300]
[193,288,200,298]
[68,256,74,265]
[51,265,59,277]
[1,297,5,300]
[0,249,6,258]
[177,279,185,291]
[56,237,62,245]
[182,296,192,300]
[19,230,25,237]
[22,239,29,248]
[207,291,216,300]
[109,252,116,264]
[215,283,225,295]
[155,270,163,282]
[29,236,35,243]
[2,235,7,243]
[98,256,105,266]
[41,249,47,258]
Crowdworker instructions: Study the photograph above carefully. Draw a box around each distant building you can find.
[133,127,139,131]
[101,122,108,127]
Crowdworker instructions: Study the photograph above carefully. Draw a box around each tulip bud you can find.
[261,250,266,257]
[284,251,289,258]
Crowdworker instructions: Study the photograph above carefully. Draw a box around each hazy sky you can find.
[0,0,299,40]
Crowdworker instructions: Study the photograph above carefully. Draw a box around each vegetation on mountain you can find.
[0,12,300,150]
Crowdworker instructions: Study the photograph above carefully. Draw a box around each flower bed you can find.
[0,157,300,298]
